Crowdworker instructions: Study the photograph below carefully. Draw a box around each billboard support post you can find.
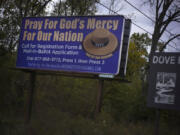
[25,71,36,124]
[95,79,104,115]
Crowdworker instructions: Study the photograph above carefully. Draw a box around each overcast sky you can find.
[47,0,180,52]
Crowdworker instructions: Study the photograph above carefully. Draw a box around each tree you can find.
[145,0,180,56]
[131,33,151,58]
[0,0,52,55]
[126,41,147,78]
[103,33,152,121]
[0,1,52,132]
[51,0,98,16]
[108,0,124,15]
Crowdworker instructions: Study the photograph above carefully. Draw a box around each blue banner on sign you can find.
[16,16,124,75]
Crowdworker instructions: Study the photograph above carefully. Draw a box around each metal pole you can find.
[25,72,36,124]
[95,79,104,114]
[154,109,160,135]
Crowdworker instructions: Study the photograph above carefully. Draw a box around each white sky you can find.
[46,0,180,52]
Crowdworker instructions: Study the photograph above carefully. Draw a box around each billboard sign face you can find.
[147,52,180,110]
[16,16,125,75]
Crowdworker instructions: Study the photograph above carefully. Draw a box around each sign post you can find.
[25,72,36,124]
[154,109,160,135]
[95,79,104,115]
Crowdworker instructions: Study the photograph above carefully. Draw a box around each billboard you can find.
[16,16,125,75]
[147,52,180,110]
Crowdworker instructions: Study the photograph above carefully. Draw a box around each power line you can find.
[124,0,154,23]
[96,1,180,52]
[97,2,152,34]
[123,0,178,46]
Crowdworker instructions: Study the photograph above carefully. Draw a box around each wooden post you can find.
[95,79,104,114]
[25,72,36,124]
[154,109,160,135]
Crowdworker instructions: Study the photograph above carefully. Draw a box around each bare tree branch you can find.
[33,0,52,16]
[149,0,180,55]
[164,34,180,47]
[24,0,31,17]
[108,0,123,15]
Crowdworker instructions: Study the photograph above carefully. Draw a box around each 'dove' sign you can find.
[16,16,125,75]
